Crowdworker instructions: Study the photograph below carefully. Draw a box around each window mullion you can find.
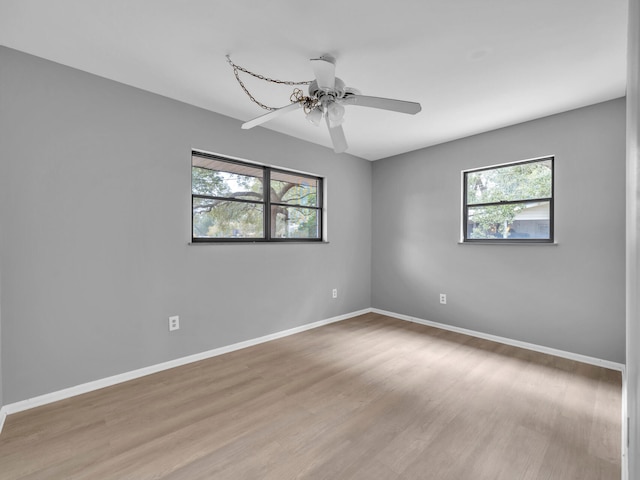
[192,194,264,205]
[264,167,271,241]
[468,197,553,208]
[270,202,321,210]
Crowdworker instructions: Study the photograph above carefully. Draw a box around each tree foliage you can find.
[192,167,319,239]
[466,160,552,239]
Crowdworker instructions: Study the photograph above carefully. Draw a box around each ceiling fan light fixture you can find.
[327,101,345,127]
[228,55,421,154]
[306,106,323,126]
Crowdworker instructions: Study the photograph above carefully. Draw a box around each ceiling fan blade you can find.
[341,95,422,115]
[310,56,336,91]
[326,116,348,153]
[241,102,301,129]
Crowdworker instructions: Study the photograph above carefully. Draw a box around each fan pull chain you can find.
[226,55,313,111]
[291,88,318,114]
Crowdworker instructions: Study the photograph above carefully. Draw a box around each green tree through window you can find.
[463,157,554,242]
[192,153,323,242]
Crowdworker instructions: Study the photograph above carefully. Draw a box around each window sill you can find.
[189,241,330,245]
[458,241,558,246]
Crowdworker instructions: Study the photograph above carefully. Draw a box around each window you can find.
[462,156,554,243]
[191,152,323,242]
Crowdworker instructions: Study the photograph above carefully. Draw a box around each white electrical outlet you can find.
[439,294,447,305]
[169,315,180,331]
[332,288,338,299]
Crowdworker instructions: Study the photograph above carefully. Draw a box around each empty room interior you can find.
[1,1,639,479]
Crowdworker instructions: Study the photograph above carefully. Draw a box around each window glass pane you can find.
[270,171,319,207]
[271,206,319,239]
[193,197,264,239]
[192,162,263,198]
[466,201,550,240]
[466,159,552,205]
[191,152,323,242]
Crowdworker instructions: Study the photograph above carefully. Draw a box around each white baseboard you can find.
[371,308,625,372]
[622,368,628,480]
[0,406,7,434]
[0,308,370,426]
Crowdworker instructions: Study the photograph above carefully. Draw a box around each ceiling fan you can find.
[230,55,422,154]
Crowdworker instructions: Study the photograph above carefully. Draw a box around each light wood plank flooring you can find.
[0,313,621,479]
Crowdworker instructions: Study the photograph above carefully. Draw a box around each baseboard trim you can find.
[622,367,628,480]
[0,407,7,434]
[372,308,625,372]
[0,308,370,425]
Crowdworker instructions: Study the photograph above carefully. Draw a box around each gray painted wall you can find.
[0,47,372,404]
[372,98,626,364]
[0,45,628,407]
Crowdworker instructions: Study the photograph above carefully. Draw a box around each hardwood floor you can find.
[0,313,621,479]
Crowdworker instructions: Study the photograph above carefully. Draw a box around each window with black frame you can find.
[191,152,323,242]
[462,156,554,243]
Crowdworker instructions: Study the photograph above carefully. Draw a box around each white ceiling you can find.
[0,0,628,160]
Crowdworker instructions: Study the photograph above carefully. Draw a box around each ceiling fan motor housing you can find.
[309,78,347,100]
